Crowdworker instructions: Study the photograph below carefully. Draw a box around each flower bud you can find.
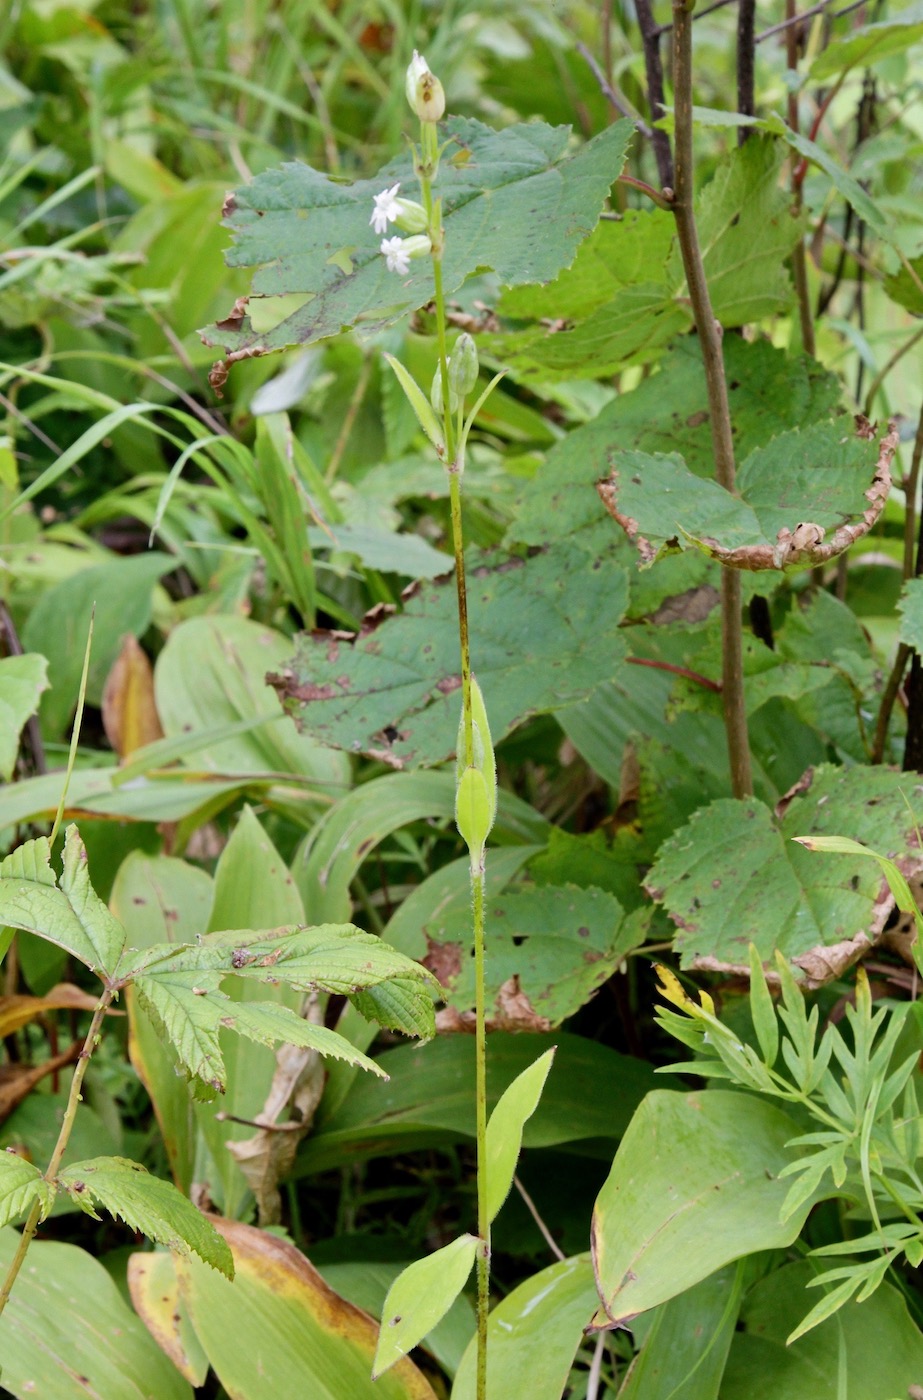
[431,364,459,416]
[393,198,429,234]
[448,333,478,397]
[405,50,445,122]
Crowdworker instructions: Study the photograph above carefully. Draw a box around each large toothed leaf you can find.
[133,970,227,1100]
[201,117,632,371]
[510,337,842,551]
[598,420,895,572]
[646,764,923,981]
[216,999,387,1076]
[269,541,629,768]
[57,1157,233,1275]
[0,827,126,976]
[0,1151,54,1228]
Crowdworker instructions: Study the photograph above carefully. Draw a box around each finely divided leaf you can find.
[56,1157,233,1276]
[0,827,126,976]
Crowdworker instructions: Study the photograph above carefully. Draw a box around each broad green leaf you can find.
[0,767,254,830]
[0,1152,54,1227]
[351,976,436,1040]
[308,522,451,580]
[810,15,923,80]
[601,421,889,571]
[451,1254,596,1400]
[646,765,923,976]
[0,827,126,976]
[177,1217,437,1399]
[272,541,629,767]
[219,999,386,1075]
[21,553,171,738]
[373,1234,479,1379]
[202,924,437,997]
[154,614,349,790]
[128,1251,209,1387]
[133,969,226,1099]
[510,337,842,550]
[429,883,637,1028]
[591,1091,808,1326]
[667,136,801,326]
[300,1032,672,1175]
[721,1262,923,1399]
[0,654,48,781]
[56,1157,233,1276]
[618,1265,743,1400]
[485,1048,555,1223]
[884,254,923,315]
[0,1229,193,1399]
[898,576,923,652]
[201,117,632,364]
[113,853,213,1193]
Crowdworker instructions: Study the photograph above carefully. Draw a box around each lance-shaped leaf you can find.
[57,1157,234,1276]
[598,419,897,571]
[590,1091,809,1328]
[0,1151,54,1228]
[373,1234,479,1379]
[484,1048,555,1223]
[269,541,629,768]
[0,827,126,977]
[201,117,632,383]
[646,764,923,983]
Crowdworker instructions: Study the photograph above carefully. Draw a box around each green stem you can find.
[472,865,489,1398]
[0,991,112,1317]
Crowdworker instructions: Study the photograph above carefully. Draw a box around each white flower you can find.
[380,234,431,276]
[370,183,402,235]
[381,236,411,275]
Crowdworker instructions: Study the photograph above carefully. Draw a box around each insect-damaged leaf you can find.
[200,116,632,379]
[646,764,923,982]
[597,419,897,571]
[269,542,629,768]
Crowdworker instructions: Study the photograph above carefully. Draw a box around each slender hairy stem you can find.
[0,992,113,1317]
[736,0,756,142]
[670,0,753,798]
[785,0,817,355]
[426,139,487,1396]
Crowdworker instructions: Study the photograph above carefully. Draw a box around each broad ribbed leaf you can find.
[0,654,48,782]
[0,827,126,976]
[201,117,632,368]
[57,1157,234,1276]
[270,542,629,768]
[591,1091,807,1327]
[0,1152,54,1227]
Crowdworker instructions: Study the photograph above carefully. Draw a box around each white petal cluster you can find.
[370,183,402,235]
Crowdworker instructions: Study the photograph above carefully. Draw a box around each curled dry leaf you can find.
[102,635,164,760]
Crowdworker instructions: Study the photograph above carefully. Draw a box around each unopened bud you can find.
[431,364,459,416]
[448,333,478,397]
[393,198,428,234]
[406,50,445,122]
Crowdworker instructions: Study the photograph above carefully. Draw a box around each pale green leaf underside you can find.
[57,1157,233,1276]
[201,116,633,361]
[485,1048,555,1223]
[0,654,48,782]
[271,541,630,768]
[0,827,126,975]
[373,1233,478,1378]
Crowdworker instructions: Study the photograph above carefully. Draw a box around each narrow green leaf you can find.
[0,1152,55,1227]
[373,1234,478,1379]
[383,355,445,457]
[748,944,779,1068]
[485,1048,556,1224]
[218,1000,387,1077]
[56,1158,234,1276]
[786,1271,864,1343]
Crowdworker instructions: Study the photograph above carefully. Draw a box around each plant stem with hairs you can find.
[0,992,114,1316]
[668,0,753,798]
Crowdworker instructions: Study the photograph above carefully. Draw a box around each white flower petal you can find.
[370,182,402,234]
